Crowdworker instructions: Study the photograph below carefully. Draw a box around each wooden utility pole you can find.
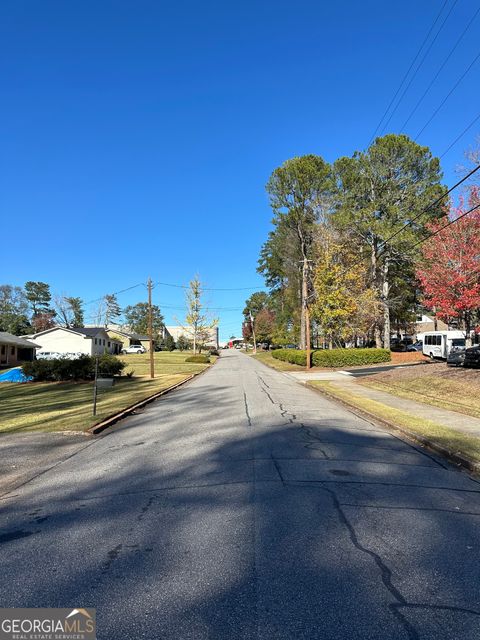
[92,355,99,415]
[303,257,311,370]
[249,310,257,354]
[305,302,311,370]
[147,277,154,379]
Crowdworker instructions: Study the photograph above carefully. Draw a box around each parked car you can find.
[390,337,414,352]
[407,340,423,352]
[122,345,147,354]
[447,347,466,367]
[464,345,480,368]
[36,351,62,360]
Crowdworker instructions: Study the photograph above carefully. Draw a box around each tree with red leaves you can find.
[254,308,275,345]
[242,320,253,343]
[31,311,56,333]
[417,188,480,343]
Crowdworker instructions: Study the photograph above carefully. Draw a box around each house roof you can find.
[71,327,107,337]
[71,327,123,342]
[30,326,122,342]
[107,329,150,341]
[0,332,40,349]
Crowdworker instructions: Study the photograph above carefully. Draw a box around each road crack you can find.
[243,391,252,427]
[320,484,420,639]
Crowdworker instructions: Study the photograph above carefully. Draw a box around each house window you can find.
[94,338,97,345]
[103,339,105,346]
[108,341,110,347]
[1,345,5,355]
[11,347,15,355]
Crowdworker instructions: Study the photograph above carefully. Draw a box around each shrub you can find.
[96,354,126,377]
[176,334,191,351]
[208,349,219,356]
[164,335,176,351]
[271,347,391,368]
[271,349,307,366]
[312,348,391,368]
[23,354,126,382]
[185,355,210,363]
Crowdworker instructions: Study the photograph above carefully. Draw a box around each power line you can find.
[409,201,480,250]
[83,283,145,307]
[414,48,480,140]
[400,4,480,131]
[81,280,263,309]
[369,0,449,145]
[312,163,480,291]
[155,280,264,292]
[440,110,480,158]
[380,0,459,136]
[377,162,480,249]
[161,303,243,311]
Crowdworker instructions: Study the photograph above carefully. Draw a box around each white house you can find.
[30,327,123,356]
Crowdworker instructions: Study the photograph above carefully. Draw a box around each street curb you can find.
[87,375,196,435]
[306,382,480,476]
[87,355,219,435]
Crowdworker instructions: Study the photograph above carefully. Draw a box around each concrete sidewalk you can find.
[302,375,480,438]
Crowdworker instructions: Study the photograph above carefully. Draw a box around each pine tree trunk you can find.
[371,243,383,348]
[300,257,308,350]
[382,259,391,350]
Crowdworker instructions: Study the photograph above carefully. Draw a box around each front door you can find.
[0,344,8,366]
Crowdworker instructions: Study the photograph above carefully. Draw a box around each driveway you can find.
[0,350,479,639]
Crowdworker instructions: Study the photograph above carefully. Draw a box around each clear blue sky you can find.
[1,1,479,340]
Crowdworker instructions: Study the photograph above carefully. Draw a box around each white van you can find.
[420,331,466,360]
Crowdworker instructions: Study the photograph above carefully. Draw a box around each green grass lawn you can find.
[121,350,214,377]
[361,375,480,419]
[0,352,212,435]
[250,351,305,372]
[309,380,480,464]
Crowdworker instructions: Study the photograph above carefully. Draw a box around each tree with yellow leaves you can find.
[311,228,378,348]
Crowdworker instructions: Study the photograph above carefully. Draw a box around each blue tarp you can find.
[0,368,33,383]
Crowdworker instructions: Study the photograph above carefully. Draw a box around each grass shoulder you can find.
[358,363,480,420]
[309,380,480,464]
[0,351,213,435]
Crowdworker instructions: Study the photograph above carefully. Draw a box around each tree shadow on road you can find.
[0,404,480,639]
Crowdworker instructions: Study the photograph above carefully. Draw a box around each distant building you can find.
[227,337,243,348]
[415,314,448,336]
[106,329,152,352]
[0,332,39,366]
[163,325,219,349]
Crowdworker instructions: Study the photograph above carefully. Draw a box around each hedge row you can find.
[271,348,391,368]
[22,354,126,382]
[270,349,307,366]
[312,348,391,367]
[184,355,210,363]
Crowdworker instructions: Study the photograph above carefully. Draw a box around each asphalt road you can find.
[0,350,479,639]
